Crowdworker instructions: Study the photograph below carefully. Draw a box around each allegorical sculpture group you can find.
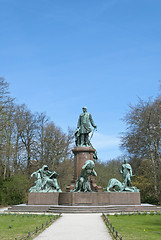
[29,107,139,193]
[104,158,139,192]
[29,165,62,193]
[73,160,97,192]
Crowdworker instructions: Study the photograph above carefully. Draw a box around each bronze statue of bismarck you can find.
[75,107,97,146]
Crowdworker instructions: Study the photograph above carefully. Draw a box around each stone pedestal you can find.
[66,146,102,192]
[28,192,141,206]
[28,192,59,205]
[73,147,95,179]
[59,192,141,206]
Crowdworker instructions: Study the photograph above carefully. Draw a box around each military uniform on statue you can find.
[75,106,97,146]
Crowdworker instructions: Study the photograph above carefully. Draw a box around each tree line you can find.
[121,94,161,204]
[0,77,160,205]
[0,77,74,204]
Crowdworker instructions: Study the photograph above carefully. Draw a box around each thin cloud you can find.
[91,132,120,150]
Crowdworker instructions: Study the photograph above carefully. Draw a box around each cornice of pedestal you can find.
[72,146,96,153]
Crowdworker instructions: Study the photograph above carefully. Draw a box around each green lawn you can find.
[0,213,59,240]
[107,214,161,240]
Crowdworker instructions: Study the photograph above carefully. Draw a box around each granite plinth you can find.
[72,146,96,179]
[59,192,141,206]
[28,192,140,206]
[66,146,102,192]
[28,192,59,205]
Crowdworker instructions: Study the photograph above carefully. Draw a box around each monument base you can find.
[59,192,141,206]
[28,192,59,205]
[28,192,141,206]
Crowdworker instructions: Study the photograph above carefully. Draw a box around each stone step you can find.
[49,207,118,210]
[47,205,161,213]
[6,204,161,214]
[7,205,50,213]
[47,209,122,213]
[48,206,119,211]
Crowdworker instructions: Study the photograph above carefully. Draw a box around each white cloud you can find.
[91,132,120,150]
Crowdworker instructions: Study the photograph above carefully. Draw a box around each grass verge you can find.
[105,213,161,240]
[0,213,60,240]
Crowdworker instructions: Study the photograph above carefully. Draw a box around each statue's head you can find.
[42,165,49,171]
[84,160,95,169]
[82,106,87,113]
[124,158,128,164]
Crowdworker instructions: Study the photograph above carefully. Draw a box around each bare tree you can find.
[43,122,74,169]
[37,112,48,166]
[121,97,161,197]
[14,104,39,174]
[0,78,15,179]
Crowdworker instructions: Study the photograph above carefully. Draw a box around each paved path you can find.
[34,213,112,240]
[0,207,8,213]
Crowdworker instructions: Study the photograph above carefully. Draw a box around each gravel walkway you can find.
[34,213,112,240]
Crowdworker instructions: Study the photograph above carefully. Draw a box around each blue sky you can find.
[0,0,161,161]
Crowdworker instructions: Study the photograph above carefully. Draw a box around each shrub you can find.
[0,175,29,205]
